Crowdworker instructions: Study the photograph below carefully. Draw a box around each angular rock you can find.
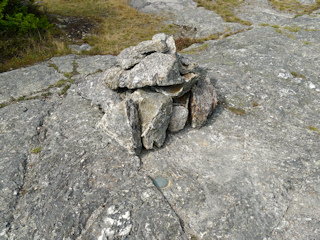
[97,98,141,154]
[117,38,168,70]
[131,89,172,149]
[190,76,218,128]
[178,55,199,75]
[152,72,199,98]
[106,53,184,89]
[168,105,189,132]
[152,33,177,55]
[103,66,125,90]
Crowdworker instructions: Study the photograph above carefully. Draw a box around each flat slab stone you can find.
[105,53,184,89]
[76,55,117,75]
[117,38,168,70]
[50,54,76,73]
[0,65,64,103]
[0,100,56,235]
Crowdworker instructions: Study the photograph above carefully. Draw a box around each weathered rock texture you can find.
[101,33,217,151]
[97,98,142,154]
[131,89,172,149]
[1,0,320,239]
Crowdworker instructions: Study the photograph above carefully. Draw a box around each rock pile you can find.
[98,33,218,154]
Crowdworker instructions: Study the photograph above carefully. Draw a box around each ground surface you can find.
[0,0,319,239]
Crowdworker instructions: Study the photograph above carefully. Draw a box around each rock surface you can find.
[168,105,189,132]
[105,53,184,89]
[131,89,173,149]
[1,0,320,239]
[97,98,142,155]
[190,76,218,128]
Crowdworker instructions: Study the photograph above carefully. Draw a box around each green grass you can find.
[284,25,301,32]
[58,84,71,96]
[175,35,218,51]
[195,0,252,25]
[227,106,246,115]
[31,147,41,154]
[307,126,320,133]
[291,71,306,78]
[269,0,320,16]
[0,0,176,72]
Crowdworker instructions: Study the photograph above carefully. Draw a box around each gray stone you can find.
[75,72,122,112]
[190,76,218,128]
[80,43,93,51]
[106,53,184,89]
[0,99,56,237]
[68,44,92,53]
[2,1,320,239]
[76,55,117,75]
[117,38,168,70]
[178,55,199,75]
[168,105,189,132]
[97,98,141,154]
[50,54,76,73]
[0,65,65,103]
[131,89,172,149]
[153,33,177,55]
[103,66,125,90]
[4,92,185,239]
[153,72,199,98]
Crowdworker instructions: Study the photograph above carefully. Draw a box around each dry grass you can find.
[0,0,173,72]
[269,0,320,15]
[195,0,252,25]
[41,0,173,54]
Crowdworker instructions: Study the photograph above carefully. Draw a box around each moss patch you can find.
[31,147,42,154]
[195,0,252,25]
[307,126,320,133]
[291,71,306,78]
[268,0,320,16]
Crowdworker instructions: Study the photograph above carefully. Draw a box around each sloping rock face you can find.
[1,1,320,239]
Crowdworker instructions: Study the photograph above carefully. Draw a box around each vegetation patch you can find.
[41,92,52,98]
[284,25,301,32]
[1,0,175,72]
[220,98,246,116]
[195,0,252,25]
[176,28,247,52]
[226,106,246,115]
[58,84,71,96]
[31,147,41,154]
[53,79,67,88]
[307,126,320,133]
[291,71,306,78]
[268,0,320,16]
[181,43,209,54]
[175,35,218,51]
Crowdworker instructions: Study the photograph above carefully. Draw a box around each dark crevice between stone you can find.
[5,153,28,237]
[142,50,157,56]
[147,175,187,237]
[6,105,55,237]
[267,204,291,238]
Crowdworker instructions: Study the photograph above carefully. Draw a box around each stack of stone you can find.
[98,33,217,154]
